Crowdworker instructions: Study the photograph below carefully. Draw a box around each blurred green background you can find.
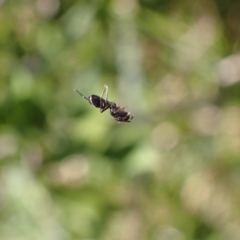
[1,0,240,239]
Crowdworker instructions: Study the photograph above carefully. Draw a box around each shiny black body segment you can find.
[110,105,134,122]
[74,85,134,122]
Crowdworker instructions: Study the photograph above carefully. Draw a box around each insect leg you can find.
[99,85,109,112]
[100,85,109,100]
[115,106,125,113]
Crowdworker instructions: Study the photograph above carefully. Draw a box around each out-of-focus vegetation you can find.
[1,0,240,239]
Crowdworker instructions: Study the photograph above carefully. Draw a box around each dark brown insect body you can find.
[109,103,134,122]
[75,85,134,122]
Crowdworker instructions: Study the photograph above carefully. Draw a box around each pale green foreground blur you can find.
[1,0,240,240]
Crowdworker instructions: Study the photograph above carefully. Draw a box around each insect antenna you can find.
[74,89,88,101]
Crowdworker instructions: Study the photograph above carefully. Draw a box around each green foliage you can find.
[0,0,240,239]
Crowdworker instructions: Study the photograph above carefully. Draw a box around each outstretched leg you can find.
[115,106,125,113]
[100,85,108,100]
[100,85,109,112]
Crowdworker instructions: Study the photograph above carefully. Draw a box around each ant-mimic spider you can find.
[74,85,134,123]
